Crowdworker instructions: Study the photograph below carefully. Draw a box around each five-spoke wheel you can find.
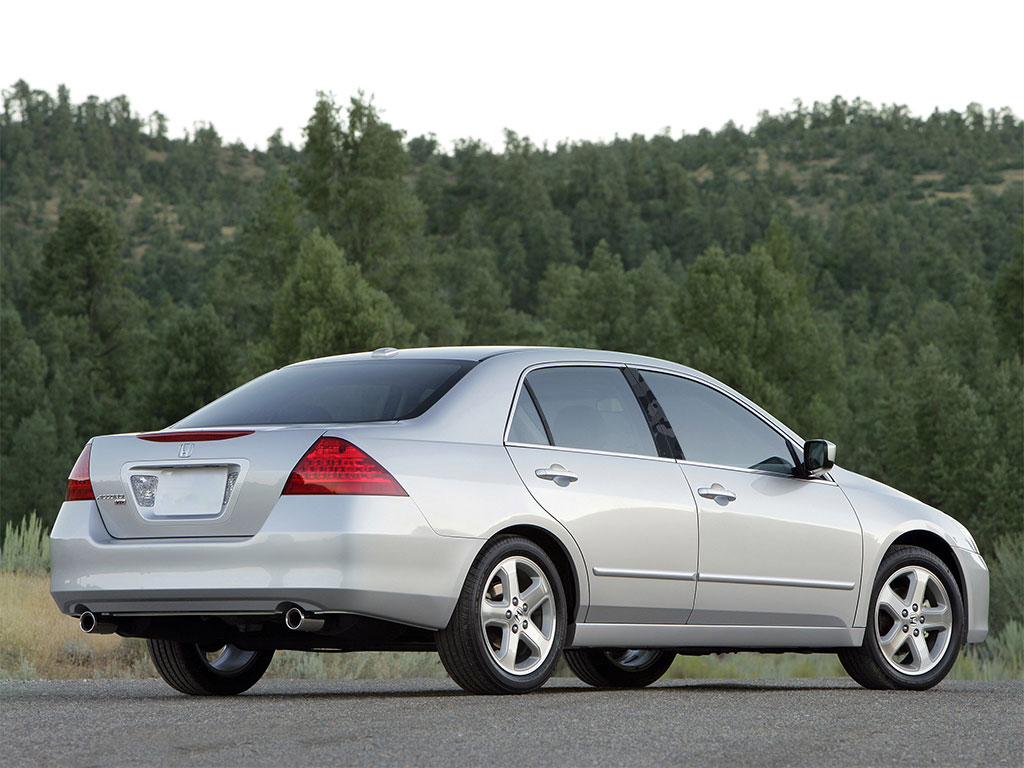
[873,564,954,676]
[839,545,963,690]
[437,535,566,694]
[479,555,558,676]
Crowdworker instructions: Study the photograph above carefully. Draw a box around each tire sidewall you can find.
[864,547,964,690]
[467,536,567,692]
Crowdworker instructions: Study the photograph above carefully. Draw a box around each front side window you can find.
[521,367,657,457]
[641,371,795,474]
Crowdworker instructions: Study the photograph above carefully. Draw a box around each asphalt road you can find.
[1,677,1021,767]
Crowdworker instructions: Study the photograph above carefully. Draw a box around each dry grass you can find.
[0,572,154,679]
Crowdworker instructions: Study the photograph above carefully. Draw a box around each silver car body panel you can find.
[50,346,989,647]
[50,495,481,630]
[507,444,698,625]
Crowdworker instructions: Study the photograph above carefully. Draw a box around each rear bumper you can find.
[50,497,483,631]
[957,546,989,644]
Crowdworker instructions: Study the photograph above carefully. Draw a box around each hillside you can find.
[1,82,1021,584]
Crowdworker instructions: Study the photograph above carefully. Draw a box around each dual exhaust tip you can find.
[284,606,325,632]
[79,611,116,634]
[80,607,324,634]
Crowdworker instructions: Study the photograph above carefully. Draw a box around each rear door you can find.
[638,370,863,628]
[505,365,698,625]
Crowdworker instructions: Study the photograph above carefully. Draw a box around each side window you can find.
[525,367,657,457]
[508,388,549,445]
[642,371,795,474]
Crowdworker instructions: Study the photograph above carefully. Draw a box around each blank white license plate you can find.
[139,466,229,518]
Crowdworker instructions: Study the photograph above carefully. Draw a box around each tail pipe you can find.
[284,607,325,633]
[79,611,117,634]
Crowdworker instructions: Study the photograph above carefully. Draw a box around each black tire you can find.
[838,545,964,690]
[436,535,567,694]
[564,648,675,688]
[147,639,274,696]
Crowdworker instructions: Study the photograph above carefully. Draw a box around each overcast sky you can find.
[3,1,1021,152]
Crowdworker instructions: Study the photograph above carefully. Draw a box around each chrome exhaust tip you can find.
[284,606,325,633]
[79,611,116,634]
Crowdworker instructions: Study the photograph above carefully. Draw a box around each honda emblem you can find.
[178,442,194,458]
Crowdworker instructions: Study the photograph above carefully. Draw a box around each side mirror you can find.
[803,439,836,478]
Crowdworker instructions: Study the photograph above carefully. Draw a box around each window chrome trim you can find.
[593,567,697,581]
[505,441,678,464]
[675,458,838,486]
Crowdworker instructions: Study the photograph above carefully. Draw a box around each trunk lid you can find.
[89,427,327,538]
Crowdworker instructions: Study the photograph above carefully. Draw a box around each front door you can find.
[639,370,862,628]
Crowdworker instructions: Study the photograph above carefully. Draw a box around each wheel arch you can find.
[495,524,583,634]
[888,529,968,639]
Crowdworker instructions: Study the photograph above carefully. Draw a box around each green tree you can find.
[271,232,411,363]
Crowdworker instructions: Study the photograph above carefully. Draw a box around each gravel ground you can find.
[1,677,1021,767]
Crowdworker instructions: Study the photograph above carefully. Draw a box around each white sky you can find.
[3,0,1021,152]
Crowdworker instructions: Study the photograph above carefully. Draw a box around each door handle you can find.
[535,465,578,485]
[698,485,736,502]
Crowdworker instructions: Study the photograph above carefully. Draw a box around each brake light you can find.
[283,438,407,496]
[138,430,254,442]
[66,443,95,501]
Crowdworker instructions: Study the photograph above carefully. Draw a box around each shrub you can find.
[987,530,1023,635]
[0,513,50,576]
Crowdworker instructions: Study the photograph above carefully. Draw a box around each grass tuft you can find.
[1,514,50,576]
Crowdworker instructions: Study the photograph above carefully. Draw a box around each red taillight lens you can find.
[66,443,95,501]
[282,438,407,496]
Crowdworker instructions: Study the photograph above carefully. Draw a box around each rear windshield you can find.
[174,359,476,427]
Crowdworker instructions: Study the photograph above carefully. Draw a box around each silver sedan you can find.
[50,346,989,694]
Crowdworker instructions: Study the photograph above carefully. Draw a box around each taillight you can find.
[66,443,95,501]
[282,438,407,496]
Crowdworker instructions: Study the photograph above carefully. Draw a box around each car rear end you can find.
[49,354,486,643]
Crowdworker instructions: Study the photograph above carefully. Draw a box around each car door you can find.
[504,365,699,625]
[638,370,863,628]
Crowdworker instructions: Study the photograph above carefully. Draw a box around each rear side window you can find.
[175,360,475,427]
[508,388,550,445]
[641,371,795,474]
[521,367,657,457]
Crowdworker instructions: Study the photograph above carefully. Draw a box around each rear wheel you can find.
[838,545,963,690]
[565,647,675,688]
[436,535,566,694]
[148,639,274,695]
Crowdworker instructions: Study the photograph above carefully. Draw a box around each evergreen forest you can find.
[1,83,1021,624]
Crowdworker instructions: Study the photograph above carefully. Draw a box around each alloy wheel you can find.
[479,555,557,675]
[874,565,953,676]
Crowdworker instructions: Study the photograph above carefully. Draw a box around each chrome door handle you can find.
[698,485,736,502]
[535,466,578,484]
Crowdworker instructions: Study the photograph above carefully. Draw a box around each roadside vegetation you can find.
[1,84,1020,681]
[3,517,1019,681]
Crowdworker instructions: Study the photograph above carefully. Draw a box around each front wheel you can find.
[436,535,567,694]
[838,545,963,690]
[564,648,675,688]
[148,639,274,695]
